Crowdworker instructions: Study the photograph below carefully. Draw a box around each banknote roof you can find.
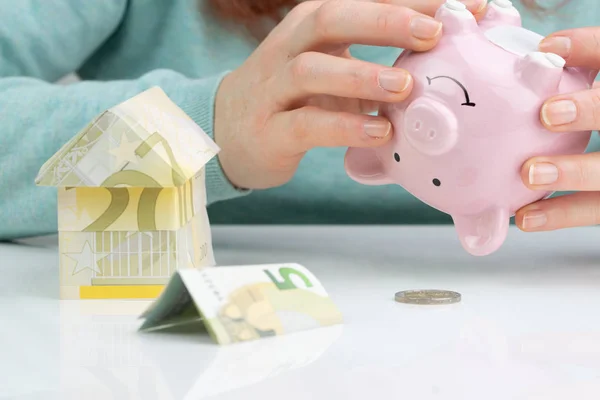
[35,87,220,188]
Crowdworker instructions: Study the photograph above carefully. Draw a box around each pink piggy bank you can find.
[345,0,598,256]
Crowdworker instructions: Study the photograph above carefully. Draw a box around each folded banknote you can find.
[138,263,343,344]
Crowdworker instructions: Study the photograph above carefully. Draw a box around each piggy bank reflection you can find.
[344,0,598,256]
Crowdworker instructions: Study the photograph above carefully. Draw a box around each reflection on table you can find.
[58,300,343,399]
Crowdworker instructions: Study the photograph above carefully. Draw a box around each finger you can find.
[268,106,393,154]
[358,0,487,17]
[521,153,600,192]
[539,27,600,69]
[471,1,488,20]
[515,192,600,231]
[273,0,486,37]
[288,1,443,57]
[270,51,414,109]
[539,87,600,132]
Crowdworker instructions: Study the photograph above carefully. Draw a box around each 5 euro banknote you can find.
[138,263,343,344]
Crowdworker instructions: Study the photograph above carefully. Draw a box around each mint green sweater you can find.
[1,0,599,239]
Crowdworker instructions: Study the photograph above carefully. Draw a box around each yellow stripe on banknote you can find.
[187,179,193,222]
[79,285,165,299]
[191,176,198,213]
[191,212,201,266]
[179,185,184,227]
[183,181,188,225]
[138,187,161,230]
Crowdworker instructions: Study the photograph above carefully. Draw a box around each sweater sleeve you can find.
[0,71,249,240]
[0,0,128,81]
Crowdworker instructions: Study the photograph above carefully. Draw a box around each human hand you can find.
[214,0,487,190]
[516,27,600,232]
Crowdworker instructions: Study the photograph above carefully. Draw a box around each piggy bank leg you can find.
[452,208,510,256]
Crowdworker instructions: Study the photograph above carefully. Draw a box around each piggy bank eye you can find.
[394,153,400,162]
[433,178,441,187]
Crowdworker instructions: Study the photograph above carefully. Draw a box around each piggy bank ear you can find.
[344,147,392,185]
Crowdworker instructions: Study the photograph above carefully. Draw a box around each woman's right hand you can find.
[214,0,486,190]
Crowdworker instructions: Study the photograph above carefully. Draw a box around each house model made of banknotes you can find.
[35,87,219,300]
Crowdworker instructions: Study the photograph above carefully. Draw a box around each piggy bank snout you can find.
[402,98,458,155]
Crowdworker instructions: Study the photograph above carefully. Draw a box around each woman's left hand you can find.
[515,27,600,232]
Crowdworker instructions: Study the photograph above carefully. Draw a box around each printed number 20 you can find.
[265,267,313,290]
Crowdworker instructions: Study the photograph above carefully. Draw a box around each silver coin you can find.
[394,289,461,305]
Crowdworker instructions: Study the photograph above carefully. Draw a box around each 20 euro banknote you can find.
[138,263,343,344]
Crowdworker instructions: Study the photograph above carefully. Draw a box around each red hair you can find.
[207,0,298,21]
[208,0,569,21]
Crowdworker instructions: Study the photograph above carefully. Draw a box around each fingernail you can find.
[539,36,572,59]
[541,100,578,126]
[522,210,548,230]
[364,120,391,138]
[410,16,442,40]
[378,69,412,93]
[529,162,559,185]
[460,0,487,12]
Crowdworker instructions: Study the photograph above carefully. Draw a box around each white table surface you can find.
[2,225,600,400]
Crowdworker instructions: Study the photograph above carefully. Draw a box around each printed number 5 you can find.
[265,267,313,290]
